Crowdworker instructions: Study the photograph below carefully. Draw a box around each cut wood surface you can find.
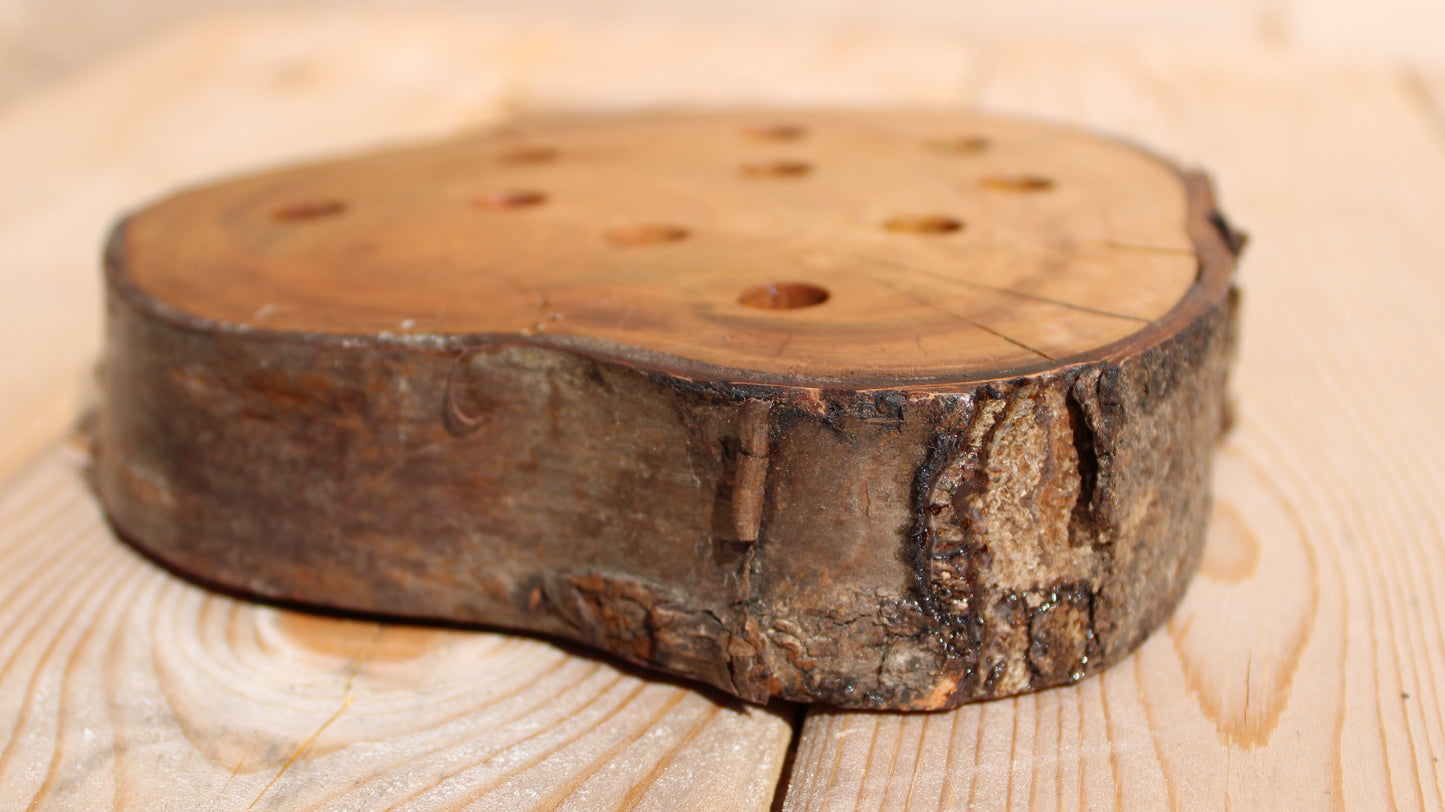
[1,7,1443,809]
[119,109,1202,376]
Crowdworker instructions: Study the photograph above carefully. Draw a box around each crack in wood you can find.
[853,251,1155,324]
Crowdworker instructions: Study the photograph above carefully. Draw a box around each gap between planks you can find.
[776,39,1445,811]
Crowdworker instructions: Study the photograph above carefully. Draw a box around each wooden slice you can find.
[96,110,1242,710]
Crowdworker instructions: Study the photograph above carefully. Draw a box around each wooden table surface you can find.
[1,8,1443,810]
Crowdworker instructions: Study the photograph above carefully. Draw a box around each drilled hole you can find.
[738,282,830,310]
[745,123,806,141]
[476,189,548,209]
[982,173,1054,192]
[926,136,990,154]
[497,145,559,164]
[883,215,964,234]
[273,199,346,222]
[605,224,690,245]
[740,160,812,178]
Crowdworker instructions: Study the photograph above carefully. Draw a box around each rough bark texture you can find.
[94,115,1241,710]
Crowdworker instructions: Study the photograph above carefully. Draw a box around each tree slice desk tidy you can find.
[96,110,1242,711]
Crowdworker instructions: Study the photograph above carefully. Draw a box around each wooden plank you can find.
[0,1,1259,106]
[781,44,1445,809]
[0,12,973,807]
[11,0,1445,109]
[6,8,1445,807]
[0,446,795,809]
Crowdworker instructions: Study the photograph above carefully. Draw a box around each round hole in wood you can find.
[744,123,806,141]
[740,160,812,178]
[273,199,346,222]
[497,145,559,164]
[883,215,963,234]
[983,173,1055,192]
[476,189,548,209]
[926,136,990,154]
[738,282,830,310]
[605,224,690,246]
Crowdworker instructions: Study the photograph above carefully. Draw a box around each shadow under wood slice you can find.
[94,110,1240,710]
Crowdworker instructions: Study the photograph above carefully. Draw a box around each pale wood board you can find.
[6,0,1445,106]
[0,13,966,809]
[781,45,1445,810]
[0,445,794,810]
[1,8,1444,810]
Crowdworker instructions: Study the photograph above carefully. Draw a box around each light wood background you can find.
[1,5,1443,810]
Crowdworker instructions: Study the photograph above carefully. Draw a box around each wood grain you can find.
[120,109,1199,376]
[0,15,973,806]
[0,446,794,810]
[781,42,1445,811]
[5,0,1445,107]
[1,6,1444,808]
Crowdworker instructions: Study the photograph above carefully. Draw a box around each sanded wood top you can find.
[119,110,1205,381]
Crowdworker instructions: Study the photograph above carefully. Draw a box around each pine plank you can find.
[0,447,794,809]
[10,0,1445,108]
[782,44,1445,809]
[0,12,970,807]
[0,0,1257,106]
[6,8,1445,808]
